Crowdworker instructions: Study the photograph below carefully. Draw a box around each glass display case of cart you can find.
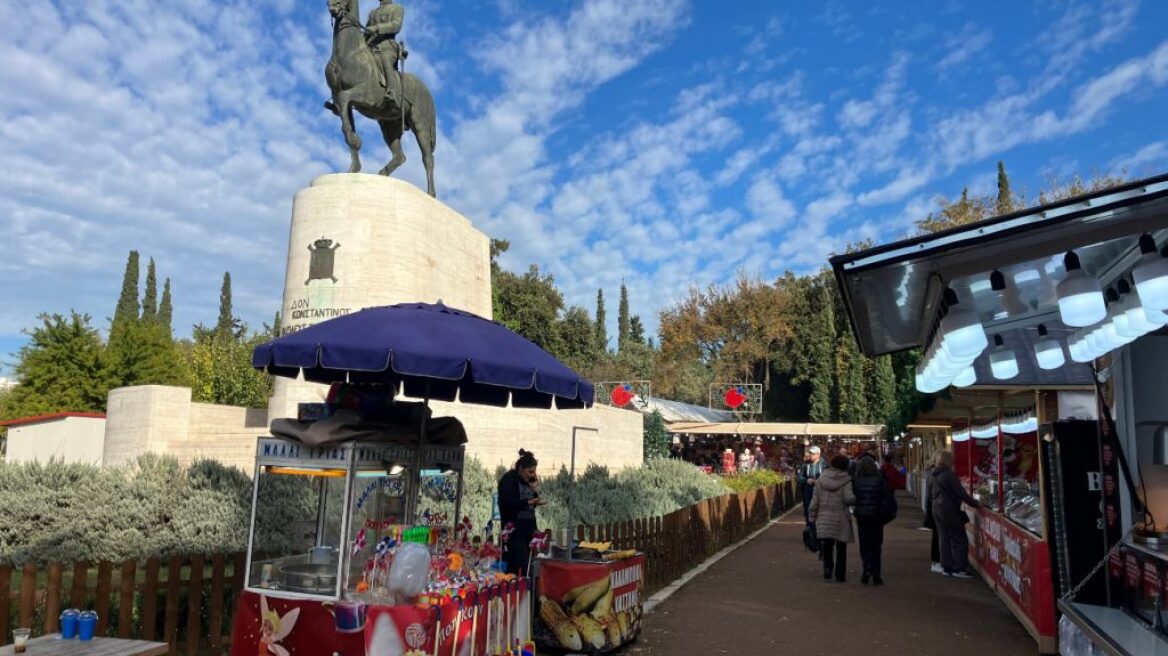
[1000,409,1042,535]
[243,436,466,602]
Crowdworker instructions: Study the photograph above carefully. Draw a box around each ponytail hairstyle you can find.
[516,449,538,470]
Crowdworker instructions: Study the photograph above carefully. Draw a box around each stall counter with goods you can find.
[534,550,645,653]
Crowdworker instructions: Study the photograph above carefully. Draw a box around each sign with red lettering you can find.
[535,555,645,652]
[971,509,1055,639]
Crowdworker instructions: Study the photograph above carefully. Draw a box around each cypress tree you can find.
[866,355,896,427]
[996,161,1013,215]
[216,272,235,336]
[112,251,140,330]
[272,311,282,338]
[629,315,645,345]
[595,289,608,353]
[159,279,173,333]
[141,257,158,323]
[618,282,630,353]
[643,410,670,461]
[808,279,836,423]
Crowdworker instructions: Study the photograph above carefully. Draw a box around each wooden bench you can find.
[0,635,168,655]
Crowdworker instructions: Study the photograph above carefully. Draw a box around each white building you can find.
[1,412,107,465]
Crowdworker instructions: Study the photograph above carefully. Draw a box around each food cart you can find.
[230,402,535,656]
[831,173,1168,654]
[234,302,597,656]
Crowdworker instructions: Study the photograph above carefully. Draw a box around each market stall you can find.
[532,547,645,652]
[831,173,1168,654]
[232,302,597,656]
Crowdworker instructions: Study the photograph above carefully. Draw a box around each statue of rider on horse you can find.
[324,0,437,196]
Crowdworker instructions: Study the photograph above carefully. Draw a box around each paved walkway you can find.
[629,493,1035,655]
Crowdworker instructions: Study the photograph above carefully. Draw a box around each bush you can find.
[719,469,785,493]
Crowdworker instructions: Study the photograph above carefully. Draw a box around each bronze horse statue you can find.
[325,0,437,196]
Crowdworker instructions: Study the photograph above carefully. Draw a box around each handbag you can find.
[879,487,898,525]
[802,523,821,553]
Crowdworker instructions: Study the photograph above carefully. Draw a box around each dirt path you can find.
[627,493,1036,655]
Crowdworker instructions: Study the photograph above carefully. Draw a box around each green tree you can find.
[835,334,867,423]
[0,313,114,418]
[112,251,140,330]
[866,355,896,427]
[995,161,1014,216]
[489,238,511,320]
[159,279,173,334]
[807,277,837,422]
[216,272,238,336]
[184,326,273,408]
[595,289,608,353]
[108,320,188,388]
[914,187,993,234]
[558,306,597,373]
[629,316,645,345]
[642,410,669,461]
[618,283,630,353]
[493,265,565,356]
[141,257,158,323]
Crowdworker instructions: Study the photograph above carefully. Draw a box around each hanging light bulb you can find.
[1057,250,1107,327]
[1118,278,1158,336]
[1109,284,1143,341]
[1070,331,1095,363]
[1100,288,1136,349]
[1133,235,1168,311]
[989,334,1019,379]
[938,288,988,360]
[952,366,977,388]
[1034,324,1066,370]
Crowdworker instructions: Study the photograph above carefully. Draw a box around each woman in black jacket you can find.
[929,450,981,578]
[852,456,890,585]
[497,449,547,574]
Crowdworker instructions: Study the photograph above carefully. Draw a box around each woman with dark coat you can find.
[852,456,890,585]
[929,450,981,578]
[809,454,856,582]
[497,449,547,574]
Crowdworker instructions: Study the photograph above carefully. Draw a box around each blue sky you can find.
[2,0,1167,374]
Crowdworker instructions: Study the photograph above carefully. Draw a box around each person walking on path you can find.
[929,450,981,578]
[497,449,547,575]
[881,454,905,490]
[810,454,856,582]
[853,456,891,585]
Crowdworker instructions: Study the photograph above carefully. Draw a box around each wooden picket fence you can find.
[574,479,797,595]
[1,479,795,653]
[1,553,246,654]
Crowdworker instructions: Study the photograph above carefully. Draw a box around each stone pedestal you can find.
[268,174,492,419]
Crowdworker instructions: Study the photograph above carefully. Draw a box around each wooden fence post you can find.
[209,554,226,649]
[0,564,11,645]
[118,561,136,638]
[69,562,89,610]
[186,554,204,655]
[95,561,113,635]
[43,562,63,635]
[19,562,37,633]
[164,556,182,649]
[141,558,162,641]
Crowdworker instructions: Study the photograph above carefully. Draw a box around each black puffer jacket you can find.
[853,471,887,517]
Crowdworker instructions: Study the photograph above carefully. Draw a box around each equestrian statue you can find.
[325,0,437,196]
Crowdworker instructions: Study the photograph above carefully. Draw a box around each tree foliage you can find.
[112,251,140,330]
[595,289,608,354]
[0,313,113,419]
[183,327,272,408]
[618,283,630,353]
[142,257,159,323]
[159,279,173,333]
[642,410,669,461]
[493,264,565,356]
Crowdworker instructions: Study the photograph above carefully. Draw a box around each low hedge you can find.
[719,469,786,493]
[0,456,743,564]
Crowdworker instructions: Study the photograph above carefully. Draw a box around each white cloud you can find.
[1111,141,1168,175]
[935,23,992,72]
[857,168,933,206]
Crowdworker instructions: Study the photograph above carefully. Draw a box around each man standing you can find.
[366,0,406,108]
[798,446,826,521]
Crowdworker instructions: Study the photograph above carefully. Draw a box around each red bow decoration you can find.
[724,386,747,409]
[455,516,473,542]
[500,521,515,550]
[529,529,550,553]
[610,384,634,407]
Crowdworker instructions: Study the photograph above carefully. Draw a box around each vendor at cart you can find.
[498,449,547,574]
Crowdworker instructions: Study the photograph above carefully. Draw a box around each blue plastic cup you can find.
[78,611,97,641]
[60,609,80,639]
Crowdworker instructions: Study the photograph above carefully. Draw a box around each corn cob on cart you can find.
[533,549,645,653]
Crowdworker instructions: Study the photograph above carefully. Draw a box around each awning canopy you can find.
[668,422,884,438]
[831,174,1168,364]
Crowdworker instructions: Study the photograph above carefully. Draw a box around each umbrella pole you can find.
[409,379,432,526]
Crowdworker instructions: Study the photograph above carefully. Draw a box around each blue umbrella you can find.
[252,302,593,409]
